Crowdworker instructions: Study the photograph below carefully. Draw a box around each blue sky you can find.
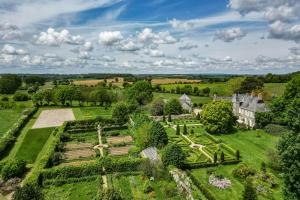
[0,0,300,74]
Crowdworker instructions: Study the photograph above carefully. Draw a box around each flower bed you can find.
[208,175,231,189]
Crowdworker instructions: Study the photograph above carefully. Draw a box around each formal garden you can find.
[0,74,299,200]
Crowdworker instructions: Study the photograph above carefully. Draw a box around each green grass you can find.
[0,108,23,136]
[43,178,100,200]
[111,174,185,200]
[191,130,283,200]
[15,127,54,163]
[264,83,286,97]
[73,106,112,120]
[69,131,98,144]
[153,92,212,105]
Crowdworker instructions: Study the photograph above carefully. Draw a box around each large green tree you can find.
[201,101,235,134]
[0,75,22,94]
[164,98,182,115]
[112,102,130,124]
[161,144,186,168]
[150,98,165,116]
[238,77,264,94]
[149,121,168,148]
[126,81,153,105]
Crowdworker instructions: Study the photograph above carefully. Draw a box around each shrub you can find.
[13,92,29,101]
[1,96,9,101]
[263,124,289,136]
[232,163,256,179]
[183,124,187,134]
[13,184,44,200]
[1,159,26,181]
[101,188,124,200]
[162,144,186,169]
[220,152,225,162]
[164,98,182,115]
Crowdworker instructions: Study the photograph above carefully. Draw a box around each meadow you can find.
[153,92,212,105]
[73,107,112,120]
[0,109,23,136]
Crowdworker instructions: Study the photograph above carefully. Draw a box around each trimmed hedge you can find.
[204,132,221,143]
[184,159,240,169]
[43,175,100,187]
[0,107,37,159]
[220,143,236,156]
[186,170,216,200]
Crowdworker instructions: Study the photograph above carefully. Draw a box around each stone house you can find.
[232,93,269,128]
[179,94,192,112]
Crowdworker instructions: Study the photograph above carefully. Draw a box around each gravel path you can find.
[32,109,75,128]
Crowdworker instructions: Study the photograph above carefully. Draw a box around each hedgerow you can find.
[0,107,37,159]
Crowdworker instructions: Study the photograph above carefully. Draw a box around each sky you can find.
[0,0,300,74]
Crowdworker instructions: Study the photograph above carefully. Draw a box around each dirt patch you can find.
[59,160,96,167]
[64,148,95,160]
[108,145,134,156]
[107,136,133,145]
[32,109,75,128]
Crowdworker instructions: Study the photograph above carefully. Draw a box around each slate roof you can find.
[232,94,269,112]
[141,147,160,162]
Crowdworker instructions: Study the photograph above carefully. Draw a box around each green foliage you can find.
[161,144,186,168]
[261,162,267,173]
[13,184,44,200]
[112,102,130,124]
[255,112,273,129]
[263,124,289,136]
[13,92,30,101]
[176,124,180,135]
[164,98,183,115]
[242,178,257,200]
[236,150,240,160]
[0,75,22,94]
[227,77,246,94]
[238,77,264,94]
[126,81,153,105]
[213,152,217,163]
[201,101,235,134]
[278,132,300,200]
[150,98,165,116]
[101,188,124,200]
[220,151,225,162]
[134,123,151,149]
[168,113,172,122]
[1,159,26,181]
[183,124,187,134]
[89,88,113,106]
[232,163,256,179]
[149,121,168,148]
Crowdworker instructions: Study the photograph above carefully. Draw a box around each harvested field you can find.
[151,78,201,84]
[65,143,94,150]
[73,77,128,87]
[107,136,133,145]
[64,148,95,160]
[32,109,75,128]
[108,145,134,156]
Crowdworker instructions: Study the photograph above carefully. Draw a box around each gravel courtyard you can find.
[32,109,75,129]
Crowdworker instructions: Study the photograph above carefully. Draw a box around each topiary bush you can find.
[232,163,256,179]
[1,159,27,181]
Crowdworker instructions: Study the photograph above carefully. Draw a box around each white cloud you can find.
[2,44,28,55]
[214,27,247,42]
[289,46,300,55]
[269,21,300,42]
[223,56,233,61]
[98,31,123,45]
[83,42,93,51]
[144,49,164,57]
[138,28,178,44]
[169,18,194,30]
[118,40,141,51]
[34,28,84,46]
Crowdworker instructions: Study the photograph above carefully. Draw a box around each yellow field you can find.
[73,77,125,86]
[151,78,201,84]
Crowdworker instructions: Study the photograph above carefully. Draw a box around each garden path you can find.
[97,125,108,189]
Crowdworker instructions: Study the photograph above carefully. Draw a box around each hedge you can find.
[186,170,216,200]
[220,143,236,156]
[0,107,37,159]
[263,124,289,136]
[204,132,222,143]
[184,159,240,169]
[43,175,100,187]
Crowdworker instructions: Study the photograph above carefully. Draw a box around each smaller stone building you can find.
[179,94,192,112]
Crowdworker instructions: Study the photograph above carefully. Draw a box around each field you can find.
[264,83,287,97]
[109,173,185,200]
[73,77,126,87]
[151,78,201,85]
[191,130,283,200]
[73,107,112,120]
[0,108,23,136]
[43,178,100,200]
[33,109,75,128]
[15,127,54,163]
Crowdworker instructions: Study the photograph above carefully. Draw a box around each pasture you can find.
[73,107,112,120]
[0,108,23,136]
[151,78,201,85]
[73,77,126,87]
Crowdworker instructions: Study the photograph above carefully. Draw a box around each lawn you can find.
[73,106,112,120]
[191,130,283,200]
[110,174,185,200]
[43,178,100,200]
[153,92,212,105]
[264,83,286,97]
[15,127,54,163]
[0,108,23,136]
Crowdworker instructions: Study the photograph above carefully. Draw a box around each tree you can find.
[242,178,257,200]
[0,75,22,94]
[90,88,112,106]
[190,129,194,134]
[13,184,44,200]
[135,124,152,150]
[202,87,210,96]
[196,113,200,120]
[238,77,264,94]
[236,150,240,160]
[1,159,26,181]
[220,151,225,162]
[227,77,245,94]
[42,89,54,105]
[150,98,165,116]
[126,81,153,105]
[13,92,29,101]
[176,124,180,135]
[149,121,168,148]
[261,162,267,173]
[164,98,182,115]
[214,152,218,163]
[168,113,172,122]
[112,102,129,124]
[183,124,187,135]
[278,131,300,200]
[162,113,166,122]
[201,101,235,134]
[161,144,186,168]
